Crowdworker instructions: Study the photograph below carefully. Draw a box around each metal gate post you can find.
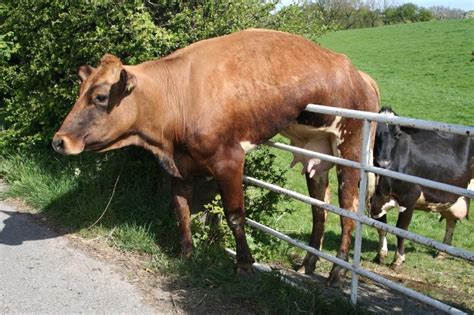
[350,119,372,305]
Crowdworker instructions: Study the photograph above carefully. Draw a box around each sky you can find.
[279,1,474,11]
[399,0,474,11]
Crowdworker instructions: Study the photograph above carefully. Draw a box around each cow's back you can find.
[162,29,376,152]
[393,130,473,204]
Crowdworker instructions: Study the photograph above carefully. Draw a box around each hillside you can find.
[319,19,474,125]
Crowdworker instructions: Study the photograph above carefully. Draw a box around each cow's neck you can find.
[128,60,187,178]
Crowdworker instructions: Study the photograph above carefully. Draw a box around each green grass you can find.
[1,19,473,313]
[319,19,474,125]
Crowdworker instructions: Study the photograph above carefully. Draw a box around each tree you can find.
[398,3,417,22]
[417,8,433,22]
[383,2,432,24]
[429,6,466,19]
[383,6,401,24]
[309,0,363,27]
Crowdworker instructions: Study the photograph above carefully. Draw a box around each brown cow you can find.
[52,29,379,286]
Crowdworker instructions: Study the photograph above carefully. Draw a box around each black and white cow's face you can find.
[374,107,401,169]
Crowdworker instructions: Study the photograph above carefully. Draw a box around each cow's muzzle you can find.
[52,136,65,154]
[375,160,391,168]
[52,133,84,155]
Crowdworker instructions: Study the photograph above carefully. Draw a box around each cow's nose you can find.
[52,135,65,154]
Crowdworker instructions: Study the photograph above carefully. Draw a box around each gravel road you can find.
[0,182,181,314]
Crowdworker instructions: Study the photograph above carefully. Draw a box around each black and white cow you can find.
[370,107,473,269]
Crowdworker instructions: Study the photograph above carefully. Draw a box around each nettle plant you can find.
[191,146,291,261]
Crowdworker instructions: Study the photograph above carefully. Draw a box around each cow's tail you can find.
[358,70,380,106]
[357,70,380,207]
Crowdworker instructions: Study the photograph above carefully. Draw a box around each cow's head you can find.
[52,54,137,155]
[373,106,401,169]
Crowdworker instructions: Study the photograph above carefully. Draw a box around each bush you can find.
[0,1,177,151]
[0,1,330,151]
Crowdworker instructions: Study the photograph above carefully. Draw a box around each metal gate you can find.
[242,104,474,314]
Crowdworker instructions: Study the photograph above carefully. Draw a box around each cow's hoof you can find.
[236,263,254,276]
[296,254,317,274]
[390,253,405,270]
[389,262,403,271]
[296,263,315,275]
[327,265,347,287]
[434,251,448,260]
[373,254,385,265]
[180,248,192,260]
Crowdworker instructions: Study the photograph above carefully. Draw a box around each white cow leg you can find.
[373,213,389,264]
[375,229,388,264]
[390,250,405,270]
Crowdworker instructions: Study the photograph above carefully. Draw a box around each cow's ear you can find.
[120,69,136,94]
[108,69,137,109]
[394,126,402,139]
[78,65,94,82]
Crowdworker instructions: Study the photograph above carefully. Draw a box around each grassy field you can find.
[320,19,474,125]
[267,18,474,311]
[1,19,473,313]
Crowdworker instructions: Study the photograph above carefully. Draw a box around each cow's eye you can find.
[95,94,108,104]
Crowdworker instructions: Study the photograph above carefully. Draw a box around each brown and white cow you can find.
[52,29,379,286]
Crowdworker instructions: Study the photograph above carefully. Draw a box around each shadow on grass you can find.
[37,148,212,257]
[287,229,420,256]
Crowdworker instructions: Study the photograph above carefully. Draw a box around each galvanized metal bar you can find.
[250,105,472,313]
[266,141,474,199]
[304,104,474,136]
[243,176,474,262]
[267,141,360,169]
[351,119,372,305]
[245,218,466,314]
[365,165,474,199]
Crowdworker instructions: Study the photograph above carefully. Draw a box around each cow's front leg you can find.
[212,147,254,274]
[327,165,360,287]
[390,207,414,270]
[374,214,388,264]
[297,171,329,274]
[171,177,193,258]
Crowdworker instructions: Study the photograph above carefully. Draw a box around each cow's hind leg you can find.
[297,170,329,274]
[435,217,457,259]
[436,192,470,258]
[171,177,194,258]
[327,164,360,287]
